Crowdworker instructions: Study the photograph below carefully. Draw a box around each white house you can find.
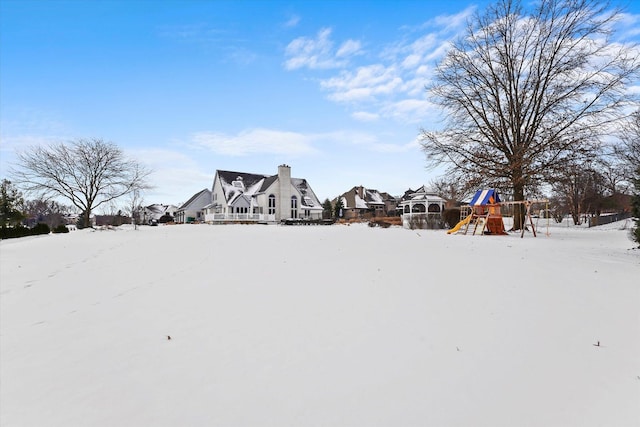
[175,189,212,223]
[139,204,179,224]
[203,165,323,222]
[397,185,446,229]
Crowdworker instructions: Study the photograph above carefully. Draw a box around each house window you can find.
[304,209,310,217]
[268,194,276,215]
[291,196,298,219]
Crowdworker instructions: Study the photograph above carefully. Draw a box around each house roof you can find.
[215,169,322,210]
[400,186,445,202]
[292,178,322,209]
[217,170,269,205]
[339,186,390,210]
[178,188,211,210]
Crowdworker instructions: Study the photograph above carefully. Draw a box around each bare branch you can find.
[11,138,153,228]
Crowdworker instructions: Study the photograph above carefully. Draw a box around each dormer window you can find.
[232,176,245,191]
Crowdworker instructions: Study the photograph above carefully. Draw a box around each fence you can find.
[588,212,632,227]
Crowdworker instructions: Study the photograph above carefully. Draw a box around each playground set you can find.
[447,189,549,238]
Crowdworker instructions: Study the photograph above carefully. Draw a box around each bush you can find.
[0,223,51,239]
[158,214,174,224]
[53,224,70,233]
[31,223,50,235]
[0,225,30,239]
[442,208,461,228]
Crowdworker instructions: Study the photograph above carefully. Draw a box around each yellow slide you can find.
[447,214,473,234]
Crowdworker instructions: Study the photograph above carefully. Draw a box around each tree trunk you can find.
[84,209,92,229]
[512,176,525,231]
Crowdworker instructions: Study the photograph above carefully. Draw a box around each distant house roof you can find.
[340,186,392,210]
[400,186,445,203]
[178,188,211,211]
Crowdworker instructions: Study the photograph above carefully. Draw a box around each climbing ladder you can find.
[471,212,490,235]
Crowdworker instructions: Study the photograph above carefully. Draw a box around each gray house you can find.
[174,189,211,223]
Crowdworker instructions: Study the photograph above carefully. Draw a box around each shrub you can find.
[158,214,174,224]
[53,224,70,233]
[442,208,461,228]
[368,219,391,228]
[0,225,30,239]
[408,215,425,230]
[31,223,50,235]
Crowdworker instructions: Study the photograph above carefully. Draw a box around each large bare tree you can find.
[12,138,152,228]
[616,110,640,182]
[421,0,640,229]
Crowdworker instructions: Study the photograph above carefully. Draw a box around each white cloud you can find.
[284,14,300,28]
[191,128,318,156]
[322,64,403,102]
[318,130,419,153]
[282,6,476,123]
[382,99,439,124]
[284,27,361,70]
[123,148,214,204]
[336,39,362,58]
[351,111,380,122]
[431,5,475,32]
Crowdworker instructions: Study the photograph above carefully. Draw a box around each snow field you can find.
[1,223,638,426]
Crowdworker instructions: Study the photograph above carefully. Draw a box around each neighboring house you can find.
[140,204,178,224]
[203,164,323,222]
[175,189,212,223]
[398,185,446,229]
[336,186,397,219]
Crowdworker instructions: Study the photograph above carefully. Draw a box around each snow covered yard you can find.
[1,222,638,427]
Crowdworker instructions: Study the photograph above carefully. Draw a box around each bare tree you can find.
[23,198,69,229]
[421,0,640,229]
[12,138,152,228]
[552,162,605,224]
[616,110,640,182]
[126,189,144,230]
[429,175,477,205]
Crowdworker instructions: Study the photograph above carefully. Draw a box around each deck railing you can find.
[204,213,276,222]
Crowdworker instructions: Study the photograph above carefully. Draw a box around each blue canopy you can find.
[469,189,501,206]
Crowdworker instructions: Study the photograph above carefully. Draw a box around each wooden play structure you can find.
[447,189,549,238]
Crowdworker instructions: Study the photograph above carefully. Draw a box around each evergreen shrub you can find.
[31,223,50,235]
[53,224,70,233]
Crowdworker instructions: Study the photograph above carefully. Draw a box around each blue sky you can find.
[2,0,639,207]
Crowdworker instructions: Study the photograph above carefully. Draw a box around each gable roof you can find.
[339,186,391,209]
[216,170,269,205]
[292,178,322,209]
[215,169,322,210]
[178,188,211,210]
